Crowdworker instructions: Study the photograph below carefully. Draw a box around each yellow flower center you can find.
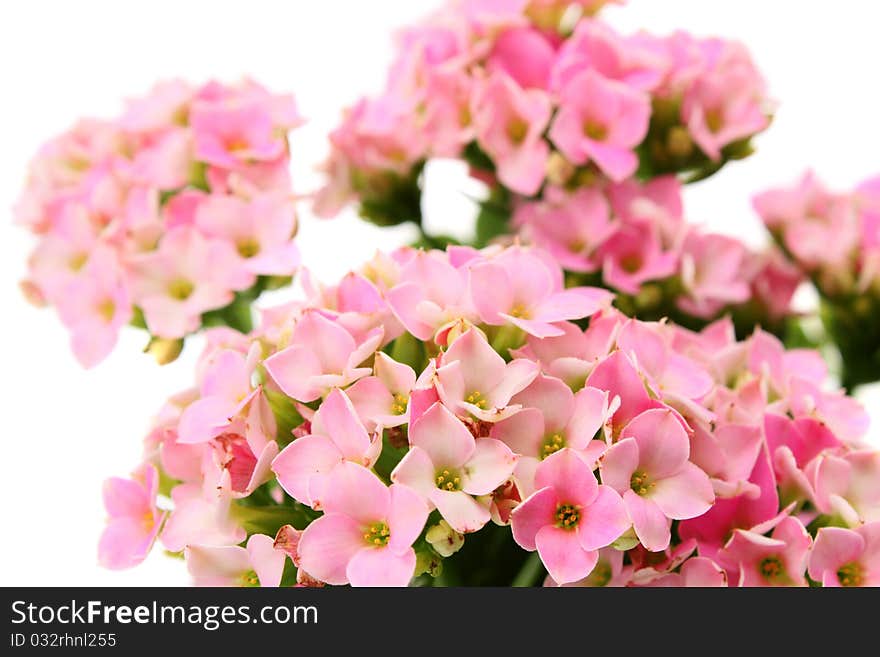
[435,468,463,492]
[555,503,580,530]
[507,118,529,145]
[583,119,608,141]
[391,392,408,416]
[68,252,89,272]
[466,391,488,410]
[630,470,654,497]
[167,278,194,301]
[236,238,261,259]
[705,107,724,134]
[759,556,786,583]
[541,433,566,459]
[363,521,391,547]
[97,299,116,323]
[837,562,863,587]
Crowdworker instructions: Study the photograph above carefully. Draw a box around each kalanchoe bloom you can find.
[298,462,429,587]
[346,352,417,431]
[601,408,714,551]
[185,534,287,587]
[98,464,165,570]
[264,311,383,402]
[435,328,539,422]
[808,523,880,587]
[716,515,811,587]
[272,388,382,507]
[392,402,517,533]
[511,449,629,584]
[549,69,650,181]
[16,79,302,367]
[491,374,612,495]
[468,246,612,337]
[472,72,551,195]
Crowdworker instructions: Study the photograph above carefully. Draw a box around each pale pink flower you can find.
[264,311,383,402]
[271,388,382,507]
[511,448,629,584]
[472,72,551,195]
[468,246,612,337]
[185,534,287,587]
[491,374,612,495]
[677,232,751,318]
[298,462,428,586]
[549,69,650,181]
[160,473,245,553]
[716,515,811,587]
[487,26,557,90]
[598,222,678,294]
[346,352,417,431]
[98,464,165,570]
[808,523,880,587]
[130,227,252,339]
[392,402,517,533]
[601,408,714,551]
[808,449,880,527]
[194,193,300,277]
[513,187,617,273]
[435,328,539,422]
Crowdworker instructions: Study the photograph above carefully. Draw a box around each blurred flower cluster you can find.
[101,244,880,587]
[755,173,880,389]
[316,0,770,227]
[16,79,302,366]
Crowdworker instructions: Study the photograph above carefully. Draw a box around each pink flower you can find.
[264,311,383,402]
[55,249,132,367]
[487,26,557,90]
[551,19,666,92]
[601,409,714,551]
[392,402,517,533]
[346,352,417,431]
[491,374,612,495]
[513,187,617,273]
[194,193,299,277]
[177,346,263,444]
[549,69,650,181]
[472,72,551,195]
[511,448,629,584]
[271,388,382,507]
[98,464,165,570]
[598,222,678,294]
[808,523,880,587]
[808,449,880,527]
[677,232,751,318]
[160,473,245,553]
[190,96,287,169]
[130,227,252,339]
[682,40,768,160]
[435,328,539,422]
[387,249,476,342]
[716,515,811,587]
[468,246,612,337]
[298,462,428,586]
[185,534,287,587]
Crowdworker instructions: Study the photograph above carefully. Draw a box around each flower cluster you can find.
[515,175,801,329]
[316,0,770,227]
[16,79,302,366]
[754,172,880,388]
[101,243,879,587]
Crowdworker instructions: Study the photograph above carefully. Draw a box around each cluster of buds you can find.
[315,0,771,234]
[16,79,302,366]
[754,172,880,388]
[100,243,880,587]
[514,175,801,332]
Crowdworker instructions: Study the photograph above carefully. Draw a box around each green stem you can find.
[511,552,545,587]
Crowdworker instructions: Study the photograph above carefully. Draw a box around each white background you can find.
[1,0,878,586]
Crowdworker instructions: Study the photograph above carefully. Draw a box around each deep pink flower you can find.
[716,515,811,587]
[511,448,629,584]
[601,409,714,551]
